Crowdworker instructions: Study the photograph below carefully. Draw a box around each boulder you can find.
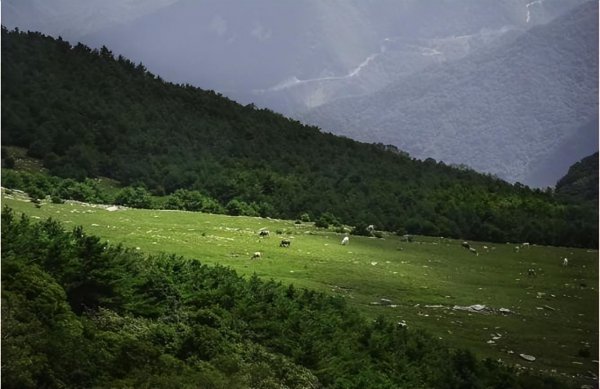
[519,354,536,362]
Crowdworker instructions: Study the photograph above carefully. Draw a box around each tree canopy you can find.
[1,27,597,247]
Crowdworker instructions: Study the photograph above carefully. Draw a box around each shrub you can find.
[115,187,153,209]
[226,199,259,217]
[314,218,329,228]
[26,186,46,201]
[3,155,15,168]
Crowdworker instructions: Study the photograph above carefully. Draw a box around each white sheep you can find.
[251,252,262,260]
[341,236,349,245]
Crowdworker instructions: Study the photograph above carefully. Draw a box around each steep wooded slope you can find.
[301,1,598,187]
[1,28,596,247]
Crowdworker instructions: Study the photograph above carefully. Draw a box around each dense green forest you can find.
[1,28,597,247]
[2,208,568,388]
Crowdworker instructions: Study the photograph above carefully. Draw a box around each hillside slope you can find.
[301,1,599,187]
[1,27,597,247]
[555,152,599,204]
[4,208,579,389]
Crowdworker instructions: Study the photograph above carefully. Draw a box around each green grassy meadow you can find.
[2,190,598,384]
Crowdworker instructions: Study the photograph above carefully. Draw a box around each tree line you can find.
[1,27,597,247]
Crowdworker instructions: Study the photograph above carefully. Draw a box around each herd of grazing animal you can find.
[252,229,574,280]
[461,242,478,256]
[250,229,350,259]
[460,241,572,276]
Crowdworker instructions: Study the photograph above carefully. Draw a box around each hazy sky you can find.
[2,0,178,39]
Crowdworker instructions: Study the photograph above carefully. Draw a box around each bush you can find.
[2,170,24,189]
[226,199,259,217]
[320,212,341,227]
[56,179,104,203]
[115,186,153,209]
[314,218,329,228]
[26,186,46,201]
[3,155,15,168]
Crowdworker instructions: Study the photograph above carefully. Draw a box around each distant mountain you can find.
[525,117,599,187]
[2,28,597,247]
[301,1,598,187]
[555,152,599,204]
[2,0,587,112]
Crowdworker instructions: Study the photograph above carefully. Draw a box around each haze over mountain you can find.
[2,0,596,186]
[3,0,585,107]
[302,1,599,186]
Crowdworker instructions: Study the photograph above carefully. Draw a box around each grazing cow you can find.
[562,257,568,267]
[528,268,536,277]
[469,247,479,256]
[280,239,291,248]
[259,230,270,237]
[341,236,349,245]
[461,241,470,249]
[251,252,262,260]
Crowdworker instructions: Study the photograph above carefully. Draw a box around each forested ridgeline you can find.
[1,208,567,389]
[1,28,597,247]
[555,152,598,205]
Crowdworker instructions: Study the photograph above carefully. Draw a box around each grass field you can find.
[2,189,598,385]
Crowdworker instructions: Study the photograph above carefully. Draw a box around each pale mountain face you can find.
[301,1,599,186]
[2,0,595,186]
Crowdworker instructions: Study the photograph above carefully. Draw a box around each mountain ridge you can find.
[300,0,599,187]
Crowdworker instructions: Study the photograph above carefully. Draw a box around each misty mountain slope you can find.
[555,152,599,204]
[252,26,526,115]
[4,0,586,112]
[78,0,382,95]
[81,0,585,113]
[525,116,599,187]
[301,1,598,186]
